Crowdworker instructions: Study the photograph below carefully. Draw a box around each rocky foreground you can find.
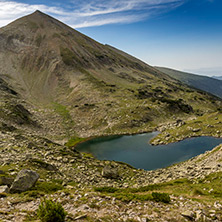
[0,125,222,221]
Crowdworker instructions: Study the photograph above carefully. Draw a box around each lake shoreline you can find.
[75,133,222,171]
[73,130,156,148]
[151,132,222,146]
[74,130,222,148]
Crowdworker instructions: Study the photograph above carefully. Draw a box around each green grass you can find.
[94,187,119,193]
[65,137,86,148]
[94,186,170,203]
[60,47,81,66]
[32,181,63,194]
[52,102,74,136]
[113,192,170,203]
[24,211,38,221]
[152,192,171,203]
[94,173,222,204]
[53,103,71,121]
[37,199,67,222]
[113,193,153,202]
[23,190,45,198]
[0,163,17,176]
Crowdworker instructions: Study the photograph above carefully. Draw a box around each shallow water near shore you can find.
[75,132,222,170]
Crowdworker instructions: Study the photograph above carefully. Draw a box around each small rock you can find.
[192,128,201,132]
[214,201,222,209]
[195,210,204,221]
[181,210,195,221]
[74,214,87,220]
[0,185,9,193]
[141,218,150,222]
[25,154,32,160]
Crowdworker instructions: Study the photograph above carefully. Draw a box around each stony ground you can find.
[1,190,221,222]
[151,112,222,145]
[0,125,222,221]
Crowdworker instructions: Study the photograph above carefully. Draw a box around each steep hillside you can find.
[0,76,37,130]
[156,67,222,98]
[0,11,221,141]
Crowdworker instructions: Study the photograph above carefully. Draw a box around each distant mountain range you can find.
[212,76,222,81]
[156,67,222,98]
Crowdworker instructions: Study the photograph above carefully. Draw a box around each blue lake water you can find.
[75,132,222,170]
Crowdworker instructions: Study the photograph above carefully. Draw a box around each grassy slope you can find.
[0,11,221,141]
[95,172,222,204]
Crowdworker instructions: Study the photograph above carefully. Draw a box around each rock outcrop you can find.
[9,169,39,193]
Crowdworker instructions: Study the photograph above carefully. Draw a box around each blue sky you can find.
[0,0,221,76]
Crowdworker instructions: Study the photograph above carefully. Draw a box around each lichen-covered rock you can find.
[9,169,39,193]
[102,165,119,179]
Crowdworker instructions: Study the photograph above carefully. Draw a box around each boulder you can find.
[0,185,9,193]
[102,165,119,179]
[9,169,39,193]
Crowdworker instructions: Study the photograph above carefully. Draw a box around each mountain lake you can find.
[75,132,222,170]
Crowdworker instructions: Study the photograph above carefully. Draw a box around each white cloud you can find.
[0,0,185,28]
[0,0,68,27]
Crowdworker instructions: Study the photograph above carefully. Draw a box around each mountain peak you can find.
[34,10,43,14]
[1,9,72,34]
[28,10,54,21]
[31,10,51,18]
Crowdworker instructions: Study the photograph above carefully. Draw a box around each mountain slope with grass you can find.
[156,67,222,98]
[0,11,221,141]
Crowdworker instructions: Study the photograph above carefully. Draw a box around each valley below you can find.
[0,10,222,222]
